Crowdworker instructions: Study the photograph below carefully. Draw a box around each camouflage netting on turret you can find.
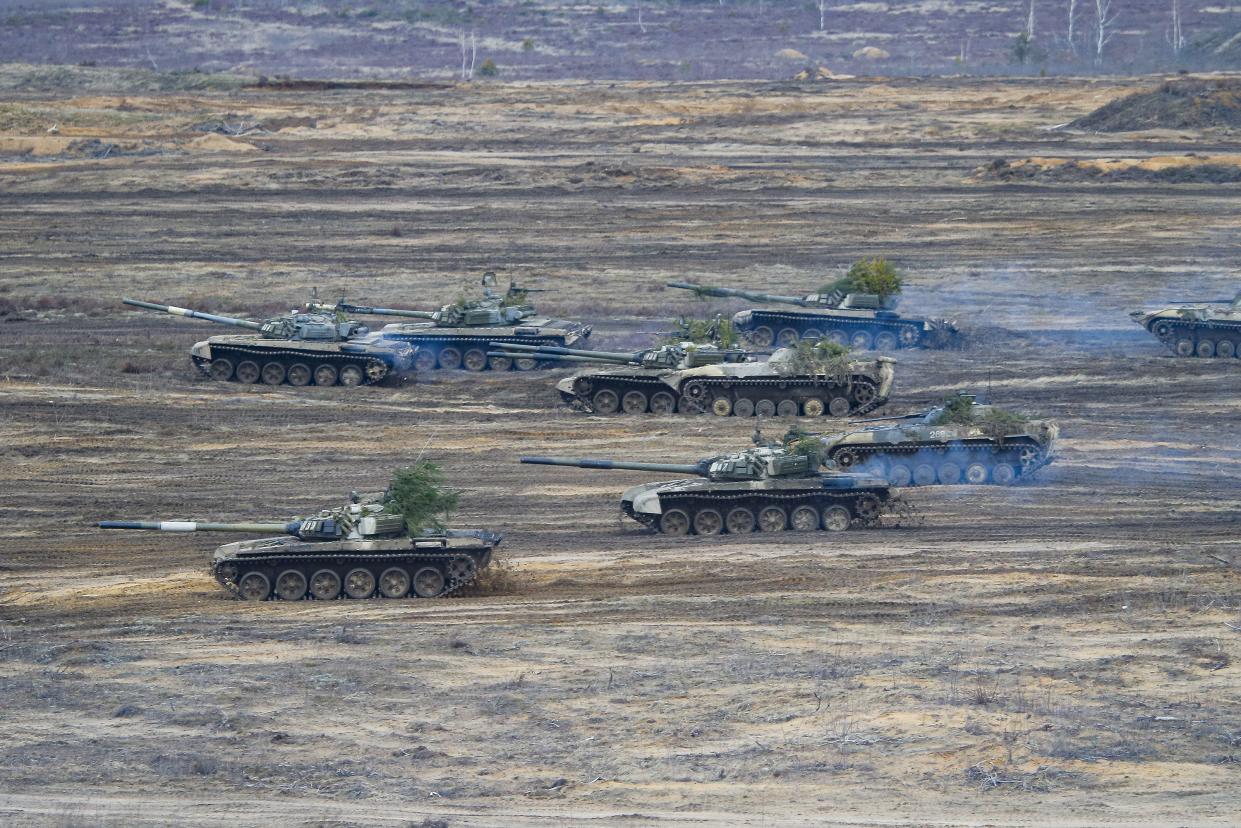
[930,395,1030,440]
[819,257,903,301]
[384,461,460,533]
[775,340,853,384]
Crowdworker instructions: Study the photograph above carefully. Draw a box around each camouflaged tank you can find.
[325,272,591,372]
[667,281,959,351]
[521,445,894,535]
[795,393,1058,486]
[100,492,499,601]
[122,298,415,387]
[490,340,895,418]
[1130,292,1241,358]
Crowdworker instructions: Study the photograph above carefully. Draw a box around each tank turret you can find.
[122,297,371,342]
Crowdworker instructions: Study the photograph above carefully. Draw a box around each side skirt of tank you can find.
[650,489,889,535]
[1145,318,1241,359]
[736,309,930,351]
[830,439,1050,486]
[192,345,395,388]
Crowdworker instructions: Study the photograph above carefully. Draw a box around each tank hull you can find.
[379,318,591,371]
[825,433,1055,486]
[1132,309,1241,358]
[732,308,956,351]
[189,333,415,387]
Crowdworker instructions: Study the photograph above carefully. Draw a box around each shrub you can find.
[478,59,499,77]
[522,37,535,52]
[821,257,903,300]
[384,462,459,533]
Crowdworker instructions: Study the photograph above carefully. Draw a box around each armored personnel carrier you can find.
[490,340,895,418]
[100,493,499,601]
[790,392,1058,486]
[327,272,592,372]
[667,281,958,351]
[1130,292,1241,358]
[521,445,894,535]
[122,298,415,387]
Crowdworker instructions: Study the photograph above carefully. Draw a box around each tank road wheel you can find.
[677,396,706,414]
[1196,340,1216,358]
[622,390,649,415]
[446,556,476,582]
[650,391,676,415]
[725,507,756,534]
[260,362,286,386]
[1218,341,1236,359]
[755,399,777,418]
[488,355,513,372]
[802,328,823,342]
[313,364,338,386]
[659,508,691,536]
[757,505,787,532]
[749,326,775,348]
[309,569,341,600]
[1153,320,1174,339]
[412,566,446,598]
[215,562,239,585]
[237,571,271,601]
[850,330,873,351]
[208,358,234,381]
[826,329,848,346]
[828,396,852,418]
[834,449,859,469]
[874,331,898,352]
[888,463,913,487]
[413,349,438,372]
[802,398,826,417]
[711,397,733,417]
[344,567,376,599]
[378,567,411,599]
[913,463,937,486]
[339,364,365,387]
[937,461,962,485]
[1175,338,1195,357]
[287,363,312,386]
[991,463,1017,485]
[898,327,920,348]
[235,360,261,384]
[692,508,724,536]
[733,398,755,418]
[854,494,882,524]
[514,357,538,371]
[851,381,877,409]
[463,348,488,372]
[791,505,820,532]
[437,347,462,370]
[964,461,989,484]
[275,569,307,601]
[1019,446,1040,472]
[592,389,620,415]
[678,382,708,414]
[777,328,800,347]
[823,505,852,532]
[365,360,389,383]
[776,399,799,417]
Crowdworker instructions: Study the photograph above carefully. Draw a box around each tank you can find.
[520,445,894,535]
[489,340,895,418]
[793,392,1059,486]
[1129,292,1241,358]
[325,272,592,372]
[122,298,416,387]
[666,281,959,351]
[100,493,500,601]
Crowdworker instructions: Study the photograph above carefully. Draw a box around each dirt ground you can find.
[1,74,1240,826]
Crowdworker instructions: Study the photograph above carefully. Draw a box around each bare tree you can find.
[1093,0,1118,64]
[1067,0,1079,56]
[458,30,478,80]
[1026,0,1036,39]
[818,0,828,32]
[459,30,468,80]
[1169,0,1186,56]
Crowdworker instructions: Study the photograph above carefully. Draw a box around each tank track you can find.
[641,488,889,535]
[830,439,1052,486]
[387,334,570,371]
[567,374,884,417]
[211,547,491,601]
[1146,318,1241,358]
[192,344,393,387]
[739,309,927,350]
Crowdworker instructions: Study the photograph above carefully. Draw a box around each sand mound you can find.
[979,154,1241,183]
[853,46,890,61]
[1069,78,1241,131]
[776,48,808,61]
[187,133,258,152]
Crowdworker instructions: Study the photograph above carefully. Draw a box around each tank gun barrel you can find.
[100,520,300,534]
[666,281,812,307]
[489,341,644,362]
[521,456,706,476]
[336,302,438,319]
[122,298,263,330]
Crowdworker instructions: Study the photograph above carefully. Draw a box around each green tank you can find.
[666,281,959,351]
[792,392,1059,486]
[122,298,415,387]
[489,340,895,418]
[521,445,894,535]
[324,272,592,372]
[1130,292,1241,358]
[100,493,499,601]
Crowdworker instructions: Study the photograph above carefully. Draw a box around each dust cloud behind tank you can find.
[666,281,959,351]
[320,271,592,372]
[1130,292,1241,358]
[791,392,1059,487]
[121,298,415,387]
[100,493,500,601]
[521,444,895,536]
[490,340,895,418]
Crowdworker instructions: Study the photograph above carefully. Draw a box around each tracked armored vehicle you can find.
[1130,292,1241,358]
[329,273,591,372]
[521,446,894,535]
[793,393,1058,486]
[123,298,414,387]
[490,341,895,418]
[100,493,499,601]
[667,281,958,351]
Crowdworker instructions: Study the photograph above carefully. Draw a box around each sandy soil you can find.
[1,75,1240,826]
